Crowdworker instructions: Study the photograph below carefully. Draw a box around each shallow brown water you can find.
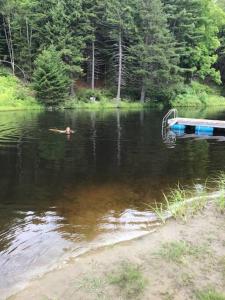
[1,108,225,298]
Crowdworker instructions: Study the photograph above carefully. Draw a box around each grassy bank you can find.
[171,81,225,107]
[151,173,225,224]
[62,98,145,110]
[0,69,43,111]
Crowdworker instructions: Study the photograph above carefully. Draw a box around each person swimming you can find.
[49,127,75,134]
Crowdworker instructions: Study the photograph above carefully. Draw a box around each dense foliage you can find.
[0,0,225,105]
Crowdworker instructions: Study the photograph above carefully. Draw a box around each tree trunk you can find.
[8,17,15,75]
[91,40,95,92]
[140,83,146,103]
[91,111,97,165]
[70,73,75,96]
[26,18,32,76]
[116,30,122,104]
[3,16,15,75]
[116,109,121,167]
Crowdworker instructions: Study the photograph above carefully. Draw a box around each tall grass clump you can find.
[149,183,208,222]
[150,201,166,223]
[164,184,208,221]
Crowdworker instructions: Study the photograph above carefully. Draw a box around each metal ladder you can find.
[162,109,178,130]
[161,109,178,140]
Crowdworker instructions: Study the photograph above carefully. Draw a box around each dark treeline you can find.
[1,0,225,105]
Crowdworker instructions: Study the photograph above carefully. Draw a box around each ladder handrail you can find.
[162,109,177,124]
[161,109,178,138]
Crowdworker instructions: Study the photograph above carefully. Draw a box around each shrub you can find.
[76,88,113,103]
[170,81,225,107]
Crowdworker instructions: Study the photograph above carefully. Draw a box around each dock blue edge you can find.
[171,124,186,131]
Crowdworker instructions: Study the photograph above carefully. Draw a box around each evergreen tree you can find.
[104,0,136,103]
[83,0,103,91]
[162,0,224,82]
[33,46,70,105]
[128,0,180,102]
[31,0,89,95]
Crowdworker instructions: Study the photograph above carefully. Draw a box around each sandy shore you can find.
[8,201,225,300]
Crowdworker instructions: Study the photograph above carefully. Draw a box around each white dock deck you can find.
[168,118,225,129]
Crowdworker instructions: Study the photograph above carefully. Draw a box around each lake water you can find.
[1,108,225,298]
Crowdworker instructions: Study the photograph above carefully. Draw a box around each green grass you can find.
[211,172,225,213]
[171,81,225,108]
[150,201,166,223]
[215,172,225,190]
[195,288,225,300]
[163,184,207,221]
[150,173,225,223]
[0,68,43,111]
[157,241,207,264]
[216,194,225,213]
[62,87,164,110]
[108,262,147,298]
[149,184,208,222]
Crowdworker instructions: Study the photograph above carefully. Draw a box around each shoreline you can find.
[7,199,225,300]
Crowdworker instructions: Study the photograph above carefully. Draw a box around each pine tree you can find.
[104,0,136,103]
[31,0,88,95]
[33,46,70,105]
[128,0,180,102]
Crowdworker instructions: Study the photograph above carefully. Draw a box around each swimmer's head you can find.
[65,127,71,134]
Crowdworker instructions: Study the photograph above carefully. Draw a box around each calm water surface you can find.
[1,108,225,297]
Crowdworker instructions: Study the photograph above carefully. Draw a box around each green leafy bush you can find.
[171,81,225,107]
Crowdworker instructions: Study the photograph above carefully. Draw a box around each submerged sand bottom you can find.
[9,202,225,300]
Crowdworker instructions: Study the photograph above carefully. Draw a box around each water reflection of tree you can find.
[38,134,66,161]
[167,140,210,180]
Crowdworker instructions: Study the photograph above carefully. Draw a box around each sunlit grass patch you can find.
[157,241,207,264]
[108,262,147,298]
[171,81,225,108]
[195,288,225,300]
[216,194,225,213]
[0,70,43,110]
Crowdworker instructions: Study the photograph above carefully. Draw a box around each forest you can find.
[1,0,225,107]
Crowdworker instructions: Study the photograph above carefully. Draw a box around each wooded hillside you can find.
[1,0,225,104]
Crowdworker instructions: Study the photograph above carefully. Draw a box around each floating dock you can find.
[162,109,225,137]
[168,117,225,129]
